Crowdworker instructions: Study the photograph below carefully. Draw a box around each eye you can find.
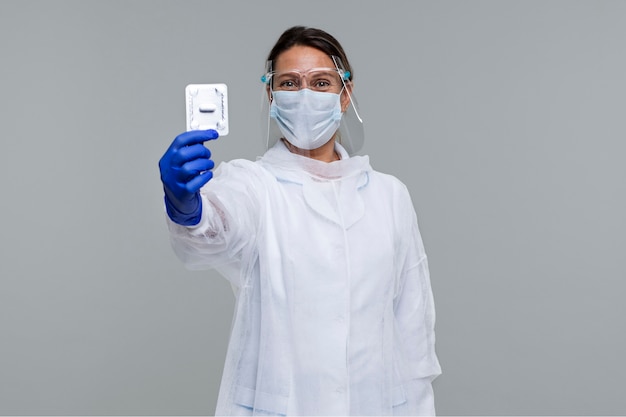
[308,71,342,92]
[312,78,331,90]
[277,76,300,91]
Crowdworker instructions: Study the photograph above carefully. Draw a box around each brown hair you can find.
[266,26,353,81]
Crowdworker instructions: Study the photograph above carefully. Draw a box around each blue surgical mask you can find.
[270,89,342,150]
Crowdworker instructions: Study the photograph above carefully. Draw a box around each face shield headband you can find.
[260,55,364,156]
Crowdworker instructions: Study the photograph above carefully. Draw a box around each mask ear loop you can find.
[338,84,348,112]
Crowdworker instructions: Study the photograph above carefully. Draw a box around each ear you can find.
[340,81,353,112]
[266,85,272,102]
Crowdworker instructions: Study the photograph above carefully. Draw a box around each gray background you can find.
[1,0,625,415]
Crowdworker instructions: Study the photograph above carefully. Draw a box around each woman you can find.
[159,26,441,416]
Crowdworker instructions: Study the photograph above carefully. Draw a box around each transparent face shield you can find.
[260,56,364,156]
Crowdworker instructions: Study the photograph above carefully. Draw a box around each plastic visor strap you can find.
[332,56,362,124]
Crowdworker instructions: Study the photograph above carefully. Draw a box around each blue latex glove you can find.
[159,129,219,225]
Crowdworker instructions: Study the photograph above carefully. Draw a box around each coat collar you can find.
[258,140,371,184]
[258,140,371,229]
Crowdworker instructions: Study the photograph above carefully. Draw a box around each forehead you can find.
[273,45,335,72]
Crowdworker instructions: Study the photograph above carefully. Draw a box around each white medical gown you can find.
[166,140,441,416]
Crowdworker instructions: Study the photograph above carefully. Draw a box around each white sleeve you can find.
[165,159,265,286]
[392,186,442,381]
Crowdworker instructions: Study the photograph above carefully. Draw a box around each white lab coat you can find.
[166,140,441,416]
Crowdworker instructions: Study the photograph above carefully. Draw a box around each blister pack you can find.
[185,83,229,135]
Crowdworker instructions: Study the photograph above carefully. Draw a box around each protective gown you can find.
[166,140,441,416]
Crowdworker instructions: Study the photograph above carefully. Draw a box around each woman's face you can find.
[270,45,352,112]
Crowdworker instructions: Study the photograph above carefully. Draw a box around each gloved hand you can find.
[159,129,219,226]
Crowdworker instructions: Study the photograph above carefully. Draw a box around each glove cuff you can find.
[164,193,202,226]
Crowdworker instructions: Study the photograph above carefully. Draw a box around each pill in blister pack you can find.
[185,83,229,135]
